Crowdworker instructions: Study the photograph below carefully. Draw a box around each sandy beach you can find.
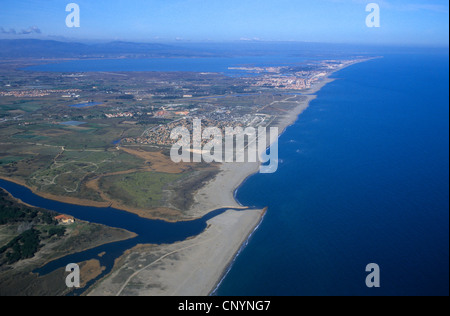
[186,90,321,219]
[0,77,333,221]
[85,72,348,296]
[1,62,361,296]
[87,208,265,296]
[86,78,330,296]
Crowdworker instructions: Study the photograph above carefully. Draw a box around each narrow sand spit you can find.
[87,208,265,296]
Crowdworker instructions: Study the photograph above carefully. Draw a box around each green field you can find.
[99,171,184,209]
[24,149,145,201]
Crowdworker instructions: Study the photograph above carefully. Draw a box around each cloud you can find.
[0,26,41,35]
[19,26,42,35]
[240,37,262,42]
[0,27,16,34]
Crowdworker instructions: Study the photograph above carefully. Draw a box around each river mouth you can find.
[0,178,248,295]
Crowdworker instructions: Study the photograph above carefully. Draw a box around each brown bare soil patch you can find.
[120,147,193,174]
[79,259,106,288]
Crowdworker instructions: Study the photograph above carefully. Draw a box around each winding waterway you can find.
[0,178,247,295]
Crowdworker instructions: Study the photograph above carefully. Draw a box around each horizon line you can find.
[0,37,449,49]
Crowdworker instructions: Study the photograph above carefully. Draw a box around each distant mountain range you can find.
[0,39,215,58]
[1,39,432,60]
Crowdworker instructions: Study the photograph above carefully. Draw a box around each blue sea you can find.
[25,56,308,76]
[216,52,449,296]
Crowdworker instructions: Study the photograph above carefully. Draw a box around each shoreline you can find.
[0,65,349,222]
[187,80,332,219]
[0,59,369,296]
[209,207,268,296]
[198,61,370,295]
[87,207,266,296]
[196,94,320,295]
[87,67,350,296]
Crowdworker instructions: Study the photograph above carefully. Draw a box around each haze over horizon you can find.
[0,0,448,47]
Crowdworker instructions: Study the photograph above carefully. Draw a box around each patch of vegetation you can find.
[0,156,24,166]
[99,171,183,209]
[24,149,144,202]
[0,189,68,265]
[169,168,220,211]
[0,229,41,264]
[0,192,38,225]
[117,95,134,100]
[46,226,66,238]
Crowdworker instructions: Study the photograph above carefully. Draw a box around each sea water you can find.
[216,52,449,296]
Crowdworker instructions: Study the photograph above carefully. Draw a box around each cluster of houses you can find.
[54,215,75,225]
[104,112,135,119]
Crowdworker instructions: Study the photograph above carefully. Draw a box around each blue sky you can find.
[0,0,448,46]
